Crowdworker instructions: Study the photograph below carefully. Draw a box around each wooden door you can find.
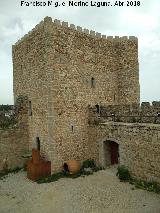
[110,141,119,164]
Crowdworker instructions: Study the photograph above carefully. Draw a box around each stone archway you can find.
[99,139,120,168]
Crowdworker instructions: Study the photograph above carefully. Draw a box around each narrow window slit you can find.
[28,101,32,116]
[71,125,74,132]
[36,137,40,151]
[91,77,95,88]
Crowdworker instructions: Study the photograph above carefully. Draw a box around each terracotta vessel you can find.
[27,160,51,181]
[64,160,81,174]
[27,148,51,181]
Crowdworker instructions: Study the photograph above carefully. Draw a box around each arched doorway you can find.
[103,140,119,166]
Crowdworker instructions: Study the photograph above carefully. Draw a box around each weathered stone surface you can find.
[13,17,139,172]
[10,16,160,184]
[0,97,29,171]
[88,122,160,183]
[89,103,160,124]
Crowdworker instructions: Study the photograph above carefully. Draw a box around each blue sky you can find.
[0,0,160,104]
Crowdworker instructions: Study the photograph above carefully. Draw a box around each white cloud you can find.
[121,10,158,30]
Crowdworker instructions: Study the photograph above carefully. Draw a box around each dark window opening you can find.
[29,101,32,116]
[71,125,74,132]
[95,104,100,113]
[91,77,95,88]
[36,137,40,151]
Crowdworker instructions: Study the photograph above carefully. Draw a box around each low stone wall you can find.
[0,96,29,172]
[88,122,160,183]
[0,127,29,171]
[89,102,160,124]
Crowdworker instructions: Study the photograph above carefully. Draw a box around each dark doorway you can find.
[36,137,40,151]
[109,141,119,164]
[103,140,119,166]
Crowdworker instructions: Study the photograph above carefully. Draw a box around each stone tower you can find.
[12,17,140,172]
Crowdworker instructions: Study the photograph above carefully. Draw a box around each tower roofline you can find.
[13,16,138,47]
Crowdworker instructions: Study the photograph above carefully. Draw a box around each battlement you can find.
[89,101,160,124]
[14,20,44,46]
[14,16,138,46]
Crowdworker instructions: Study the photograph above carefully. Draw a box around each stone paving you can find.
[0,168,160,213]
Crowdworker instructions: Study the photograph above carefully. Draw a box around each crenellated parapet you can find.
[13,16,138,47]
[14,21,44,46]
[89,102,160,124]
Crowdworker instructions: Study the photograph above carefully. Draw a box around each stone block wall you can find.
[88,122,160,183]
[0,96,29,171]
[0,127,29,171]
[12,19,50,160]
[12,16,140,172]
[43,17,139,171]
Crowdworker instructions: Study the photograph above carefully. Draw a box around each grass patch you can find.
[129,178,160,193]
[0,167,22,180]
[117,165,160,194]
[37,160,104,184]
[36,169,95,184]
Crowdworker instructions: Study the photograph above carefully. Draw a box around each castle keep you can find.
[1,16,160,183]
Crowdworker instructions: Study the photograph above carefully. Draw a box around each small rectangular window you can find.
[71,125,74,132]
[91,77,95,88]
[29,101,32,116]
[95,104,100,113]
[36,137,40,151]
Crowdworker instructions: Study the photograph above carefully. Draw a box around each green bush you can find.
[92,166,104,172]
[0,116,17,129]
[116,165,131,181]
[82,159,96,168]
[0,105,13,111]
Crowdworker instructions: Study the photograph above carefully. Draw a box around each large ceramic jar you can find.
[63,160,81,174]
